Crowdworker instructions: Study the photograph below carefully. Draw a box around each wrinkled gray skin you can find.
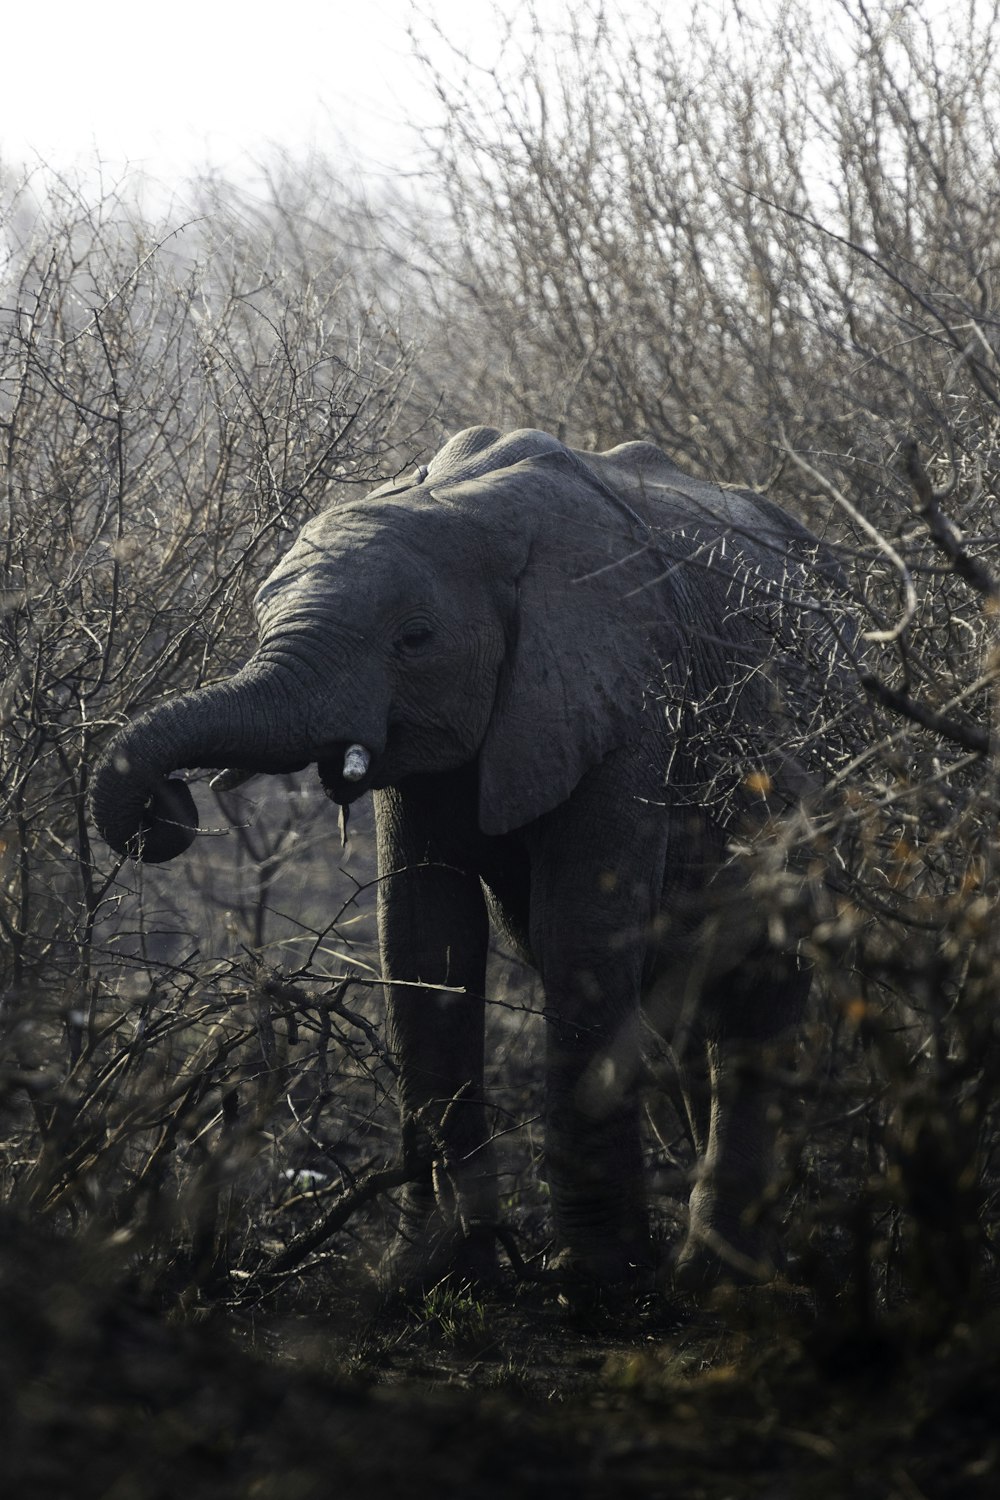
[91,427,862,1291]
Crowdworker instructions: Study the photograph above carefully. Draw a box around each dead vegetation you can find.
[2,1,1000,1493]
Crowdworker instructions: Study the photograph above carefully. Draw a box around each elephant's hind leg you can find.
[674,961,810,1289]
[526,756,674,1288]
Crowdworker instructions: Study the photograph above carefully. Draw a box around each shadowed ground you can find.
[3,1208,997,1500]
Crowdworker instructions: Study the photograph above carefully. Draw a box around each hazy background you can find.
[1,0,540,191]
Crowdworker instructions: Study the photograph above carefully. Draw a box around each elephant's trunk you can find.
[90,663,325,864]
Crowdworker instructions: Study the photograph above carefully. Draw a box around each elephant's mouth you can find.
[316,743,375,805]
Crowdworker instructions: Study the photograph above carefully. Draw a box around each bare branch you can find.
[899,438,1000,602]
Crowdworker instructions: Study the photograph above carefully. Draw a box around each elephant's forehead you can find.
[254,506,447,615]
[295,497,447,552]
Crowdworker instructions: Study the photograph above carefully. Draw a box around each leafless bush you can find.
[0,162,420,1292]
[404,0,1000,1326]
[4,0,1000,1328]
[417,1,1000,475]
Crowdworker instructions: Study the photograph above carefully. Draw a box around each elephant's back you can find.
[579,442,805,546]
[425,426,568,486]
[405,427,843,591]
[416,428,816,561]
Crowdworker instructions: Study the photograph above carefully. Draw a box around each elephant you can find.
[91,425,863,1292]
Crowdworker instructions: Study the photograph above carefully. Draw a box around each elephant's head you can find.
[91,426,678,863]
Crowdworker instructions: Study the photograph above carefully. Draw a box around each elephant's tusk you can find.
[342,743,371,782]
[210,768,257,791]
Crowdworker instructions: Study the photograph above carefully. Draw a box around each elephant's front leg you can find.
[385,979,498,1286]
[375,786,497,1290]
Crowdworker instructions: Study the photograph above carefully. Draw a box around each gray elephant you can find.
[91,425,862,1291]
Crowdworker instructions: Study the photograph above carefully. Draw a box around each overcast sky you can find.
[0,0,540,194]
[2,1,961,205]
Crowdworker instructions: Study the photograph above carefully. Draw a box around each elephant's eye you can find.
[394,620,434,653]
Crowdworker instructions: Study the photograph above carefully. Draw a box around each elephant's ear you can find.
[477,485,658,837]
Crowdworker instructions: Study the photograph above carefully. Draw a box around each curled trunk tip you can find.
[92,756,199,864]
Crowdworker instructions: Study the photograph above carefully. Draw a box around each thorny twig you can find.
[854,440,1000,755]
[246,1160,419,1291]
[860,674,989,756]
[778,427,918,643]
[899,439,1000,603]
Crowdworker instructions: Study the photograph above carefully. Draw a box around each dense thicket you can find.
[0,167,416,1289]
[421,2,1000,491]
[1,0,998,1360]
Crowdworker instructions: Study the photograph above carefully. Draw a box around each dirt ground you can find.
[3,1206,998,1500]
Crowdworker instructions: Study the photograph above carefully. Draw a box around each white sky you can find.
[0,0,536,194]
[0,0,963,204]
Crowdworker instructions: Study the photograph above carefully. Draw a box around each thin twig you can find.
[860,674,989,755]
[778,427,918,643]
[899,439,1000,601]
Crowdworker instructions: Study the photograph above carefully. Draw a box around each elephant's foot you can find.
[547,1209,655,1294]
[674,1183,776,1290]
[544,1094,652,1290]
[379,1190,501,1298]
[673,1230,774,1291]
[548,1242,654,1294]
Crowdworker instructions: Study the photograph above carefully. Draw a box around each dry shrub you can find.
[0,163,414,1295]
[409,0,1000,1332]
[3,0,1000,1343]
